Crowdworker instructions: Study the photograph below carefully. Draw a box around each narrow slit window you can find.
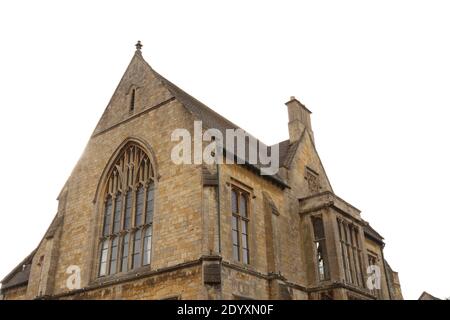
[130,89,136,112]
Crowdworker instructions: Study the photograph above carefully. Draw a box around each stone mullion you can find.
[341,240,348,283]
[350,226,362,286]
[358,249,365,289]
[121,190,129,231]
[137,228,143,268]
[241,217,249,264]
[138,183,150,267]
[232,206,239,261]
[357,225,370,291]
[125,232,132,272]
[106,194,119,276]
[104,237,112,276]
[238,191,243,263]
[339,221,350,283]
[341,221,350,283]
[116,235,123,273]
[131,186,137,228]
[346,242,354,284]
[128,186,137,270]
[346,225,357,285]
[143,159,149,183]
[116,192,126,273]
[240,190,250,264]
[349,225,357,285]
[353,227,364,287]
[139,185,148,267]
[238,217,243,263]
[139,227,145,267]
[143,184,149,225]
[237,190,244,263]
[344,231,353,284]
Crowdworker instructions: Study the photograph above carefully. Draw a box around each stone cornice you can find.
[308,281,376,299]
[298,191,361,221]
[35,257,205,300]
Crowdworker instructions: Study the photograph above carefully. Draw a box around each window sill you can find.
[93,264,152,285]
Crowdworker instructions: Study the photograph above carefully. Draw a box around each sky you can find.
[0,0,449,300]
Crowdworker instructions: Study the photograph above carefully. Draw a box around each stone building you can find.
[0,43,402,300]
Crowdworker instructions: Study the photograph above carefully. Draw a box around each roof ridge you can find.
[139,55,289,188]
[152,70,240,129]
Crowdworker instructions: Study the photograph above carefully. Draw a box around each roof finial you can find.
[135,40,143,51]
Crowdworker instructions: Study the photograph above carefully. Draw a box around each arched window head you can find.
[98,143,155,277]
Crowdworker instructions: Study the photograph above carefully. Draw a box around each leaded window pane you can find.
[121,233,129,272]
[240,194,247,217]
[241,232,248,249]
[232,229,239,245]
[231,215,238,230]
[132,230,142,269]
[124,191,132,230]
[146,183,154,224]
[232,245,240,261]
[231,190,238,214]
[113,194,122,233]
[99,240,109,276]
[103,197,112,236]
[135,186,144,226]
[143,227,152,266]
[109,237,119,274]
[242,248,249,264]
[241,220,247,234]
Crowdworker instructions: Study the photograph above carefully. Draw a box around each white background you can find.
[0,0,449,300]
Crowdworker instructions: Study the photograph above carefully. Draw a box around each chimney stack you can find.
[285,96,313,143]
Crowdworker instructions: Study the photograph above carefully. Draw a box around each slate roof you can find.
[363,220,384,244]
[1,214,62,292]
[152,69,293,188]
[0,250,35,291]
[418,291,441,300]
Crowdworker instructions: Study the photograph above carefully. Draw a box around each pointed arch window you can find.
[98,143,155,277]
